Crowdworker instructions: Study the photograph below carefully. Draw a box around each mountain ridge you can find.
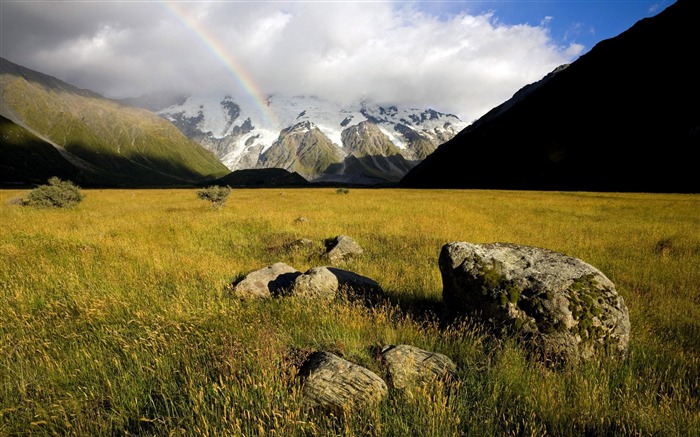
[400,0,699,193]
[155,93,467,184]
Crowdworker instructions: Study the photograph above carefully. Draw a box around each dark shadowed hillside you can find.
[208,168,309,187]
[0,115,81,186]
[401,0,699,193]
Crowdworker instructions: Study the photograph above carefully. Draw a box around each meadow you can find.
[1,187,698,436]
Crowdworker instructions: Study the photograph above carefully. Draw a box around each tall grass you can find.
[1,188,698,436]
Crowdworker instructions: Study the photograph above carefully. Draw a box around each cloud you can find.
[0,1,576,121]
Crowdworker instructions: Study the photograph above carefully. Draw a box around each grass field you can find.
[1,188,698,436]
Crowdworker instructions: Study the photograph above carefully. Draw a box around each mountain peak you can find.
[156,94,467,184]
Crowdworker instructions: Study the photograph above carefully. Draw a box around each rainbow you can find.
[161,0,278,127]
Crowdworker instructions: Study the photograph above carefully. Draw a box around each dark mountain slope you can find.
[209,168,309,187]
[401,0,699,193]
[0,115,81,185]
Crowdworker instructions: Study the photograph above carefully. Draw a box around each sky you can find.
[0,0,672,123]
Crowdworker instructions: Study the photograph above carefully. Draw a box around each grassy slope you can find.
[0,75,229,186]
[0,188,698,435]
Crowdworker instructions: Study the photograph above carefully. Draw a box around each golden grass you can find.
[1,188,698,436]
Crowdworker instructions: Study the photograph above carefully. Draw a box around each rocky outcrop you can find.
[297,352,387,411]
[439,242,630,365]
[380,344,457,390]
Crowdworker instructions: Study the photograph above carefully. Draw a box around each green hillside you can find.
[0,58,229,187]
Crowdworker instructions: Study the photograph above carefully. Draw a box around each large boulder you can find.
[380,344,457,391]
[439,242,630,365]
[230,262,301,299]
[297,351,388,411]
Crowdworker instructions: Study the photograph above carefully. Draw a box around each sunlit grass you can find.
[1,188,698,435]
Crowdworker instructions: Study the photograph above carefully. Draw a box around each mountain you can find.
[208,168,309,187]
[256,120,345,178]
[400,0,699,193]
[156,94,467,184]
[0,57,229,187]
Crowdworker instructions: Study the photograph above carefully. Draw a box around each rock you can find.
[287,238,315,250]
[327,267,383,301]
[230,262,301,299]
[324,235,364,263]
[380,344,457,390]
[292,267,339,300]
[298,351,388,411]
[439,242,630,365]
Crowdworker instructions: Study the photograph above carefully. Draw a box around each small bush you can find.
[336,187,350,195]
[24,177,84,208]
[197,185,231,209]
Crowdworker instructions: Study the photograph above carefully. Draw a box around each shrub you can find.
[197,185,231,209]
[24,177,84,208]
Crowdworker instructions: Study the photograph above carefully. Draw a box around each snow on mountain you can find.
[157,93,467,181]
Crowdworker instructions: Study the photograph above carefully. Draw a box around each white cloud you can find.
[1,1,575,122]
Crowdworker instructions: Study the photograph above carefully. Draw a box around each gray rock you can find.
[286,238,315,250]
[327,267,383,301]
[298,351,387,411]
[292,267,339,300]
[439,242,630,365]
[380,344,457,390]
[324,235,364,263]
[230,262,301,299]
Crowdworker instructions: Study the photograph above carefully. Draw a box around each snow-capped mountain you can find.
[157,94,467,183]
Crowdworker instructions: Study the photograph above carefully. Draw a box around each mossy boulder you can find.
[439,242,630,365]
